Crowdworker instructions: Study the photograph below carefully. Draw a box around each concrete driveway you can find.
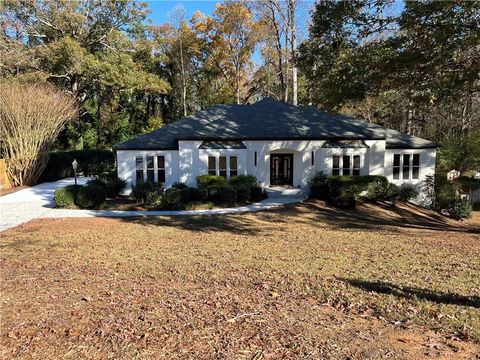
[0,177,91,232]
[0,178,305,233]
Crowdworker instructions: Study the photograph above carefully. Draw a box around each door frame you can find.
[270,153,294,186]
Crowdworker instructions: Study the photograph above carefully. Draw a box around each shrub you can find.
[53,185,83,208]
[207,184,237,204]
[364,179,390,201]
[196,175,226,189]
[171,182,188,189]
[308,172,329,200]
[160,188,186,210]
[189,187,208,202]
[76,184,106,209]
[88,173,127,198]
[447,197,472,220]
[384,183,401,202]
[250,186,265,202]
[330,187,356,209]
[235,184,251,203]
[229,175,258,188]
[131,181,163,204]
[398,184,418,202]
[145,191,163,208]
[39,149,115,183]
[219,185,237,204]
[69,149,115,176]
[206,185,222,203]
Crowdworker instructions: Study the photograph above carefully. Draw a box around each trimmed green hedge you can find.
[39,149,115,183]
[76,184,106,209]
[53,185,83,208]
[196,175,227,189]
[309,174,390,209]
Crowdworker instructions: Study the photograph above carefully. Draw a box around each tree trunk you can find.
[288,0,297,106]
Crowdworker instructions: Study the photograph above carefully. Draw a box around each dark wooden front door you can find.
[270,154,293,186]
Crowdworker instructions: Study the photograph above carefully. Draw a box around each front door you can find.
[270,154,293,186]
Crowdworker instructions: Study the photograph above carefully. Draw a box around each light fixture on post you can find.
[72,159,78,186]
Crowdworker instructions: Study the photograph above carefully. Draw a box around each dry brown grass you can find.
[1,201,479,359]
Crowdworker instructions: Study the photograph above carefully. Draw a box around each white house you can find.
[115,98,437,192]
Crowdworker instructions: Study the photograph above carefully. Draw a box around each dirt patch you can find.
[1,202,479,359]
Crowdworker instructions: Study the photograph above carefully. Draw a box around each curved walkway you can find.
[0,177,305,232]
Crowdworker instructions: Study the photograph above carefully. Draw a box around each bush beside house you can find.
[40,150,115,183]
[309,171,471,220]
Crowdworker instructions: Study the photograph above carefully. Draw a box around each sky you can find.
[146,1,219,25]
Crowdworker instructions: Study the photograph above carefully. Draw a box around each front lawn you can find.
[1,201,479,358]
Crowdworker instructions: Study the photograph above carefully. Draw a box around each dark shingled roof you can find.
[115,98,437,150]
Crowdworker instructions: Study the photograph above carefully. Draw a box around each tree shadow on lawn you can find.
[120,214,270,236]
[268,200,480,234]
[341,278,480,308]
[116,200,478,236]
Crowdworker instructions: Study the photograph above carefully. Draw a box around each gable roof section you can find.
[115,98,437,150]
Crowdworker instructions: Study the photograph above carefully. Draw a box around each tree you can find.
[154,6,201,118]
[194,2,259,104]
[1,0,169,149]
[0,81,77,186]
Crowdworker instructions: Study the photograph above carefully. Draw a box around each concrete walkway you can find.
[0,177,305,232]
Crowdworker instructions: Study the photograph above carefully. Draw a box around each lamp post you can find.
[72,159,78,186]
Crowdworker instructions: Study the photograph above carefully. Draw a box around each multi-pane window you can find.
[146,156,154,182]
[332,156,340,175]
[393,154,401,179]
[136,155,166,183]
[157,156,165,183]
[207,155,238,179]
[402,154,410,179]
[208,156,216,175]
[412,154,420,179]
[230,156,238,177]
[219,156,227,178]
[135,156,144,182]
[342,155,351,175]
[353,155,360,176]
[393,153,420,180]
[332,155,360,176]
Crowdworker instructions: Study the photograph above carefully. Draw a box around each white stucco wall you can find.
[117,150,179,191]
[384,148,436,185]
[117,140,436,192]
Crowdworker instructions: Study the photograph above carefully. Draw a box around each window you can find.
[332,156,340,176]
[342,155,351,176]
[208,156,216,176]
[146,156,154,182]
[393,153,420,180]
[393,154,401,180]
[353,155,360,176]
[135,156,144,182]
[254,151,257,166]
[219,156,227,178]
[402,154,410,179]
[332,154,360,176]
[311,151,315,166]
[230,156,238,177]
[412,154,420,179]
[157,156,165,183]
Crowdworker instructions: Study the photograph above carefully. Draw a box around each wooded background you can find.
[1,0,479,172]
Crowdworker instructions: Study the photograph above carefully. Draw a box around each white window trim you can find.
[206,155,238,180]
[329,151,364,176]
[135,154,167,183]
[392,152,421,181]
